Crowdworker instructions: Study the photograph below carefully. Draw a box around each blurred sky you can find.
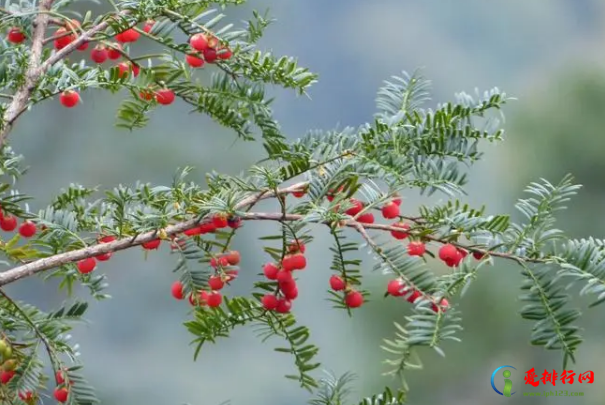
[6,0,605,404]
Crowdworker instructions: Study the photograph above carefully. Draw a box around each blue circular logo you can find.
[491,365,516,396]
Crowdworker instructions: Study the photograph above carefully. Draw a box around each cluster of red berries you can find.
[6,18,232,109]
[259,240,308,313]
[0,209,37,237]
[328,275,365,308]
[170,214,243,308]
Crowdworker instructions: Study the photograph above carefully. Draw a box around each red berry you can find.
[203,47,217,63]
[344,291,364,308]
[381,202,400,219]
[224,251,240,265]
[59,90,79,108]
[473,251,485,260]
[390,222,410,240]
[406,290,421,303]
[276,269,293,283]
[107,43,122,59]
[96,252,112,261]
[76,257,96,274]
[155,89,175,105]
[199,221,216,234]
[18,391,33,401]
[184,227,202,236]
[116,28,139,43]
[282,285,298,300]
[54,387,69,403]
[208,275,224,290]
[190,33,209,51]
[261,294,278,310]
[357,213,374,224]
[206,291,222,307]
[392,196,402,206]
[0,215,17,231]
[225,269,238,281]
[431,298,449,313]
[210,256,229,268]
[438,244,458,261]
[189,290,209,306]
[212,214,228,228]
[54,27,75,50]
[99,235,116,243]
[143,20,155,33]
[186,53,205,68]
[0,370,15,384]
[117,62,140,78]
[293,190,306,198]
[55,370,65,385]
[77,41,89,51]
[275,298,292,313]
[458,248,468,258]
[18,221,36,237]
[217,47,232,60]
[207,36,219,48]
[282,253,306,271]
[326,186,344,202]
[171,281,184,300]
[142,239,161,250]
[329,275,346,291]
[387,279,407,296]
[7,27,25,44]
[227,216,241,229]
[90,45,108,63]
[263,262,279,280]
[407,241,426,256]
[345,198,364,216]
[288,240,306,254]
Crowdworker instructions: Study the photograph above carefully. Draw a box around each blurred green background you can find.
[6,0,605,404]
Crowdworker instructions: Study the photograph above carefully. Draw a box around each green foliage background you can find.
[6,0,605,404]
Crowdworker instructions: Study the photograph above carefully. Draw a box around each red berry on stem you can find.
[55,370,65,385]
[7,27,25,44]
[473,250,485,260]
[203,47,217,63]
[171,281,184,300]
[0,215,17,231]
[390,222,410,240]
[282,285,298,300]
[261,294,278,310]
[117,62,140,78]
[184,227,202,236]
[155,88,175,105]
[54,387,69,403]
[206,291,222,307]
[76,257,96,274]
[438,244,458,261]
[345,199,364,216]
[227,216,241,229]
[90,45,108,63]
[392,196,402,206]
[0,370,15,384]
[263,262,279,280]
[59,90,80,108]
[190,33,209,51]
[288,240,306,254]
[345,290,364,308]
[387,279,407,296]
[357,212,374,224]
[107,43,122,59]
[96,252,112,261]
[407,241,426,256]
[276,270,294,284]
[218,47,232,60]
[329,275,346,291]
[99,235,116,243]
[54,27,75,50]
[406,290,421,303]
[275,298,292,313]
[186,53,205,68]
[381,202,400,219]
[293,189,306,198]
[77,41,89,51]
[142,239,161,250]
[143,20,155,33]
[208,275,224,291]
[18,221,36,238]
[225,250,240,265]
[199,221,216,234]
[18,391,33,401]
[210,256,229,268]
[212,214,228,228]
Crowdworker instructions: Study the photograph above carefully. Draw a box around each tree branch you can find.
[0,182,306,287]
[0,0,53,149]
[0,10,129,148]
